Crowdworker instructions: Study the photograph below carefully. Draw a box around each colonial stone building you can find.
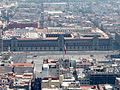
[2,34,112,51]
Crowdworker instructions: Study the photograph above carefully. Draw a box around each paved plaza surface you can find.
[10,51,118,77]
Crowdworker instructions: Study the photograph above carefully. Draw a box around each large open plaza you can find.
[10,51,117,77]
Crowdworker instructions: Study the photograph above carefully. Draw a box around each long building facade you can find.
[2,36,112,51]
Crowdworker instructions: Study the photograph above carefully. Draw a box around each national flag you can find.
[64,45,67,54]
[8,46,11,52]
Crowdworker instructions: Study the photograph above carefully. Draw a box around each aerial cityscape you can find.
[0,0,120,90]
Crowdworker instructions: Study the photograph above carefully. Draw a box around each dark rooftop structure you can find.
[46,34,72,37]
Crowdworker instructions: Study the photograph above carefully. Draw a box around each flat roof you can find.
[3,26,109,40]
[9,63,33,67]
[46,34,72,38]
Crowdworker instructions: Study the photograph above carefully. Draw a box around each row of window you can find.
[17,47,58,51]
[3,46,111,51]
[17,43,58,47]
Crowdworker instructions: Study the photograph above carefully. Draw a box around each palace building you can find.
[1,27,112,51]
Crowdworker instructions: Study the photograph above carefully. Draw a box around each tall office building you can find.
[39,0,44,29]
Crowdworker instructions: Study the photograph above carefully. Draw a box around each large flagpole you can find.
[63,45,66,59]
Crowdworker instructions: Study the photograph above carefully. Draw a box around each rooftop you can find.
[2,26,109,40]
